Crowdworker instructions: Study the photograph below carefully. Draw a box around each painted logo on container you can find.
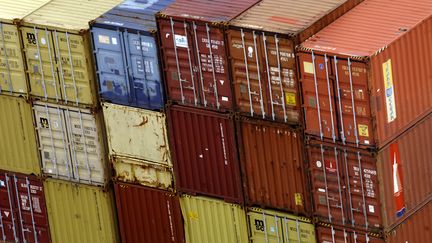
[382,59,397,123]
[390,143,405,218]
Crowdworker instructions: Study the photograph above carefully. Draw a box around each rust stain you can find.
[134,116,148,127]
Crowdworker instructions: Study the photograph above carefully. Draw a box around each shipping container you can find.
[180,195,248,243]
[33,101,107,185]
[377,113,432,228]
[228,0,363,123]
[0,95,40,175]
[91,0,174,110]
[19,0,123,107]
[167,105,242,202]
[299,0,432,148]
[114,182,185,243]
[0,171,50,243]
[316,223,384,243]
[247,207,316,242]
[385,199,432,243]
[157,0,260,111]
[237,116,309,213]
[103,102,173,189]
[307,140,381,231]
[0,0,50,96]
[44,179,119,243]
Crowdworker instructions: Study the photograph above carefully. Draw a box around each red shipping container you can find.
[114,182,185,243]
[157,0,260,111]
[299,0,432,148]
[316,223,384,243]
[0,171,50,243]
[307,141,381,231]
[167,105,243,203]
[237,117,309,214]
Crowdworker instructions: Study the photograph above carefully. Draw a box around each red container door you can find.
[317,225,384,243]
[167,106,242,203]
[0,173,19,242]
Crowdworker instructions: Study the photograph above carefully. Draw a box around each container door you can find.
[0,23,27,94]
[281,217,316,243]
[125,32,164,110]
[34,104,72,180]
[92,27,130,105]
[248,212,283,242]
[332,58,372,147]
[0,173,19,243]
[299,52,338,141]
[260,34,298,123]
[12,175,49,243]
[158,18,199,107]
[64,109,105,185]
[53,31,94,105]
[228,29,267,119]
[316,226,350,243]
[21,27,60,101]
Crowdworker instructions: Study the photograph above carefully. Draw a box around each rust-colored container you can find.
[237,116,309,214]
[157,0,260,111]
[307,140,381,231]
[113,182,185,243]
[299,0,432,148]
[0,171,50,243]
[227,0,363,123]
[385,199,432,243]
[316,223,384,243]
[167,105,242,203]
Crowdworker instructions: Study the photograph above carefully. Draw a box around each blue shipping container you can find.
[91,0,174,110]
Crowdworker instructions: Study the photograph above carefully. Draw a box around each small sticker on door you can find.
[295,193,303,206]
[358,124,369,137]
[303,61,314,74]
[285,92,297,106]
[174,34,188,48]
[98,35,110,44]
[111,37,118,45]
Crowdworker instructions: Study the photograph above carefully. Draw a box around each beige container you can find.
[19,0,123,107]
[33,101,107,185]
[102,102,173,189]
[44,179,119,243]
[0,95,40,174]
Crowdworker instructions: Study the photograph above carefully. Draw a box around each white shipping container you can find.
[33,102,107,185]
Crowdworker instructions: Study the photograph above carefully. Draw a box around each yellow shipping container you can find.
[0,95,40,174]
[180,195,248,243]
[0,0,50,95]
[19,0,123,107]
[44,179,119,243]
[247,207,316,243]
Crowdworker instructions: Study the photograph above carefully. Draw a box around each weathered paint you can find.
[316,223,384,243]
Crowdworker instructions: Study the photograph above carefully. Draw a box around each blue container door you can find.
[124,31,164,110]
[92,27,131,105]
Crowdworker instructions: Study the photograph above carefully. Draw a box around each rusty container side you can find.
[167,105,243,203]
[114,182,185,243]
[377,113,432,228]
[316,223,384,243]
[237,117,308,214]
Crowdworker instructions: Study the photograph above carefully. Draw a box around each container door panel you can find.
[0,23,27,94]
[0,173,19,243]
[22,27,60,100]
[92,28,129,105]
[282,218,316,243]
[248,212,283,242]
[34,104,72,180]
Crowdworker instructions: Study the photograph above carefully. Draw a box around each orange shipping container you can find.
[299,0,432,148]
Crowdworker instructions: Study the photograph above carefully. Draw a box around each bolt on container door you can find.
[44,179,119,243]
[33,102,107,185]
[0,172,50,243]
[167,105,242,203]
[103,103,173,189]
[247,207,316,243]
[180,195,248,243]
[0,95,40,175]
[316,224,384,243]
[237,117,308,213]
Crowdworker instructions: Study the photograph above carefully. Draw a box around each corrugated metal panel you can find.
[377,113,432,228]
[316,224,384,243]
[0,96,40,175]
[114,182,185,243]
[237,117,308,213]
[180,195,248,243]
[0,171,50,243]
[160,0,260,23]
[247,207,316,242]
[33,102,107,185]
[103,103,173,189]
[307,140,381,231]
[167,105,242,203]
[44,179,119,243]
[0,0,50,22]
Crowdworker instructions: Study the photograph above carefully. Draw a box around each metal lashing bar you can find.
[65,32,79,105]
[169,18,184,103]
[324,54,336,142]
[252,31,265,117]
[45,28,58,101]
[33,27,48,100]
[312,51,323,139]
[240,29,254,116]
[205,23,220,109]
[334,56,346,144]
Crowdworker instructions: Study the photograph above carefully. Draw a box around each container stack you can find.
[298,0,432,241]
